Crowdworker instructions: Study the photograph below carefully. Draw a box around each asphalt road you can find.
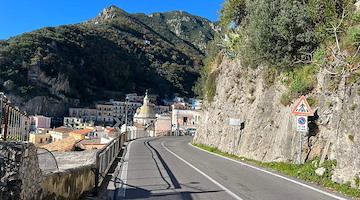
[114,136,349,200]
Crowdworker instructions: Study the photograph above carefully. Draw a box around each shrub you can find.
[348,135,354,142]
[307,97,319,107]
[248,87,255,95]
[349,104,357,111]
[263,67,278,87]
[280,93,293,106]
[289,65,319,95]
[346,25,360,46]
[206,70,220,102]
[241,0,317,67]
[219,0,247,28]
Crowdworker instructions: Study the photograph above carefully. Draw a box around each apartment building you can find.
[30,115,51,131]
[68,98,143,125]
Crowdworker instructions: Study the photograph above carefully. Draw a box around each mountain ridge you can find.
[0,5,219,117]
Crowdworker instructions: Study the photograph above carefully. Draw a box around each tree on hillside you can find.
[219,0,247,28]
[242,0,317,67]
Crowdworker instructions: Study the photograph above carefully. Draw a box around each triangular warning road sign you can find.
[291,96,314,116]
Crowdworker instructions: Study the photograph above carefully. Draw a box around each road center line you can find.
[162,141,243,200]
[189,143,348,200]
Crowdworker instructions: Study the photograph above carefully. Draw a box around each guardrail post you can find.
[3,103,9,141]
[92,167,99,197]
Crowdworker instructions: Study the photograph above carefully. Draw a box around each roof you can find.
[70,128,94,135]
[42,136,79,151]
[137,105,156,116]
[172,103,184,106]
[31,115,50,118]
[50,126,74,134]
[77,138,102,145]
[105,127,114,132]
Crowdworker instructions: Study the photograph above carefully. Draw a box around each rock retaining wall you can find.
[194,57,360,188]
[0,142,43,200]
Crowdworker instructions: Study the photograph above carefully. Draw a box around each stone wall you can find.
[0,142,97,200]
[194,57,360,188]
[0,142,43,200]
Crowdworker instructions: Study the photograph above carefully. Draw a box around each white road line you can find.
[162,141,243,200]
[190,143,348,200]
[117,141,133,198]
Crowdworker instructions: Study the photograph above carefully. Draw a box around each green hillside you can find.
[0,6,218,108]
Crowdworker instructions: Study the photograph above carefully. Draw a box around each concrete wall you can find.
[0,142,43,200]
[41,166,95,200]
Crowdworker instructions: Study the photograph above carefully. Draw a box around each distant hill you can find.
[0,5,219,116]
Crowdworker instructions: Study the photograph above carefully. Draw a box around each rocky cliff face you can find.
[193,57,360,188]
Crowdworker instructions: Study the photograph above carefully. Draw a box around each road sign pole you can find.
[292,96,313,165]
[229,118,241,155]
[232,126,235,155]
[299,131,302,164]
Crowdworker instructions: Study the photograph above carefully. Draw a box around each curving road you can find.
[114,136,349,200]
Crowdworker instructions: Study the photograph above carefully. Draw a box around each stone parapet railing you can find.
[41,165,95,200]
[0,142,96,200]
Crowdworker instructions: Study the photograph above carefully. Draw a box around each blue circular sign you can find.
[298,117,306,125]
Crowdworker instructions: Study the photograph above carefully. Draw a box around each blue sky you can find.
[0,0,224,39]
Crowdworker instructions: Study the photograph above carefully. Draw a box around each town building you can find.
[42,136,78,151]
[29,132,51,146]
[30,115,51,131]
[69,129,93,140]
[191,99,203,110]
[133,92,157,127]
[68,95,145,126]
[88,126,111,138]
[48,126,73,142]
[111,100,141,125]
[126,93,158,104]
[69,107,98,122]
[171,103,201,132]
[155,114,172,136]
[96,102,114,122]
[63,117,94,129]
[154,105,171,114]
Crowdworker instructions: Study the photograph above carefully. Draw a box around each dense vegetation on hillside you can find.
[195,0,360,102]
[0,6,217,105]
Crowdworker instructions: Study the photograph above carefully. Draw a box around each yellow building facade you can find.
[29,133,51,146]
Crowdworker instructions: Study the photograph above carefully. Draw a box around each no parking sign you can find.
[296,116,308,132]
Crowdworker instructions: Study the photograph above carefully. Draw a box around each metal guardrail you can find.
[93,130,150,196]
[0,92,30,141]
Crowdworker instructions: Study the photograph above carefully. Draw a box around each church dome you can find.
[137,105,156,117]
[134,90,156,119]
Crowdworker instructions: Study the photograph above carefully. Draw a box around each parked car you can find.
[185,128,196,136]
